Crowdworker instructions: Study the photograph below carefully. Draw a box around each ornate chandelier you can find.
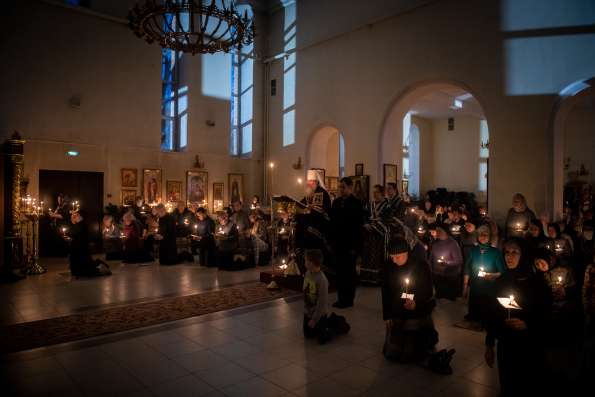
[128,0,255,55]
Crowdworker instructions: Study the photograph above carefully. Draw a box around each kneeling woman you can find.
[382,237,437,363]
[484,239,550,397]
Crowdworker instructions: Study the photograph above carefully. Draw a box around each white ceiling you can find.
[409,87,485,120]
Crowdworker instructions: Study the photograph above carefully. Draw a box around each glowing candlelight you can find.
[438,256,445,263]
[478,267,486,278]
[280,227,286,234]
[297,177,303,184]
[557,276,563,285]
[269,162,275,169]
[193,224,198,230]
[61,227,67,235]
[120,232,126,239]
[183,218,190,225]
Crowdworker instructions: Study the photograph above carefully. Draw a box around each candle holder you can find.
[20,195,46,275]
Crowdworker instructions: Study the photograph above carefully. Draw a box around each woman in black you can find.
[382,237,437,363]
[484,239,549,396]
[525,218,546,256]
[66,211,111,278]
[154,204,179,266]
[191,207,215,267]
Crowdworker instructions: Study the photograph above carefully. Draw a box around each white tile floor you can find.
[0,259,500,397]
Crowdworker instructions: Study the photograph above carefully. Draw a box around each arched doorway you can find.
[306,125,345,181]
[551,78,595,219]
[380,81,490,206]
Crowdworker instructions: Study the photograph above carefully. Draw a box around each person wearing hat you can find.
[64,210,111,278]
[302,169,331,215]
[381,237,437,363]
[330,177,365,308]
[463,224,505,323]
[429,224,464,300]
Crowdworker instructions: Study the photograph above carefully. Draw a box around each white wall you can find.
[263,0,595,221]
[564,105,595,185]
[0,1,265,208]
[419,117,481,194]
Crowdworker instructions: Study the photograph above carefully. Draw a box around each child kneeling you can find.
[303,250,350,344]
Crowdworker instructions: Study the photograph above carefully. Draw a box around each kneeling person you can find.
[303,249,332,344]
[382,237,438,363]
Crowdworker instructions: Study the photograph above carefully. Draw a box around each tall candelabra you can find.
[20,195,46,275]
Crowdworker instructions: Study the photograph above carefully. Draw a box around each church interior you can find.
[1,0,594,396]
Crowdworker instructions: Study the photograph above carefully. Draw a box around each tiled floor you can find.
[0,258,262,325]
[0,258,499,396]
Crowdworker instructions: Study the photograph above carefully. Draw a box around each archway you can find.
[380,81,490,205]
[306,125,345,182]
[551,78,595,219]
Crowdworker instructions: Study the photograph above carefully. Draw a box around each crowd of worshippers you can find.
[373,187,594,394]
[98,196,274,271]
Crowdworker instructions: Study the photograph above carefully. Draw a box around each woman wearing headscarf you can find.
[545,222,573,259]
[382,237,437,363]
[429,224,463,300]
[504,193,537,239]
[526,218,547,257]
[484,239,550,397]
[533,248,582,393]
[463,225,506,323]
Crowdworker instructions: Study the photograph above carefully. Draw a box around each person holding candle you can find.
[504,193,537,239]
[154,203,179,266]
[65,210,111,278]
[382,237,438,363]
[330,177,365,308]
[463,225,505,324]
[429,224,464,300]
[214,208,240,270]
[172,200,192,237]
[190,207,215,267]
[102,215,122,261]
[276,210,293,258]
[545,222,573,259]
[121,212,153,264]
[484,239,550,397]
[526,218,547,256]
[249,211,269,266]
[533,247,583,393]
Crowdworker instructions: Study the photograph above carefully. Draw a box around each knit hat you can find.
[388,237,410,255]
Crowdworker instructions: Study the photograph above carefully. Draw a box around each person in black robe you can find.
[65,211,111,278]
[386,182,405,219]
[172,200,192,237]
[330,177,364,308]
[484,239,550,397]
[154,204,179,266]
[382,237,437,363]
[214,209,241,270]
[191,207,215,267]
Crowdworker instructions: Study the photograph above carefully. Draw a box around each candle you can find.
[405,278,410,293]
[437,256,445,263]
[183,218,190,225]
[193,224,198,230]
[218,227,224,235]
[61,227,67,234]
[508,295,515,319]
[280,227,286,234]
[478,267,486,278]
[557,276,563,285]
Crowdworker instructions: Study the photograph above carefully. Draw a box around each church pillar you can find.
[1,132,25,281]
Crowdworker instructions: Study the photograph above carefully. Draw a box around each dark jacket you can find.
[381,257,435,320]
[330,194,364,254]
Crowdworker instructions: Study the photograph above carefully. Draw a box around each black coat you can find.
[330,194,364,253]
[158,213,178,265]
[381,257,435,321]
[69,220,96,276]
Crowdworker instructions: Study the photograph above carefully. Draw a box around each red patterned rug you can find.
[0,283,296,354]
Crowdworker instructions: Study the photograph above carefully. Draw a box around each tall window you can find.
[161,13,188,152]
[283,2,297,146]
[479,119,489,193]
[339,133,345,177]
[230,5,254,157]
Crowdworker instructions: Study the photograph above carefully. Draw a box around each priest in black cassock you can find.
[155,203,179,265]
[330,177,364,308]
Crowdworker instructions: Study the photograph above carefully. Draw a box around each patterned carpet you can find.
[0,283,296,354]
